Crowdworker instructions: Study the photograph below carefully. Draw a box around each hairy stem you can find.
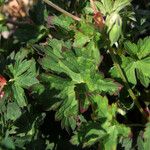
[43,0,81,21]
[109,48,147,119]
[90,0,97,14]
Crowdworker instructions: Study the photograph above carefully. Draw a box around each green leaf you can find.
[71,119,130,148]
[137,122,150,150]
[71,122,106,147]
[41,74,78,131]
[102,124,130,150]
[39,39,118,94]
[95,1,108,15]
[73,31,90,48]
[137,37,150,59]
[136,58,150,87]
[122,37,150,87]
[121,56,137,85]
[83,70,118,94]
[48,39,63,57]
[6,102,22,121]
[8,50,39,88]
[83,128,106,148]
[91,95,117,121]
[38,37,118,130]
[143,122,150,150]
[113,0,131,13]
[15,60,39,88]
[80,21,95,36]
[124,41,139,58]
[101,0,113,14]
[122,56,150,87]
[125,37,150,59]
[52,15,74,31]
[84,40,101,66]
[12,83,27,107]
[96,0,131,16]
[103,125,118,150]
[137,134,144,150]
[120,137,132,150]
[1,137,15,150]
[8,49,39,107]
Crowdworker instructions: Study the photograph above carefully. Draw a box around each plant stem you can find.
[109,48,147,119]
[90,0,97,14]
[43,0,81,21]
[126,124,145,127]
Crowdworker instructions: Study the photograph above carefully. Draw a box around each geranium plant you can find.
[0,0,150,149]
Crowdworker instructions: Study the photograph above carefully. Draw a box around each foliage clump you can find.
[0,0,150,149]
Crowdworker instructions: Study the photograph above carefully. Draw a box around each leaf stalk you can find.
[43,0,81,21]
[109,48,147,120]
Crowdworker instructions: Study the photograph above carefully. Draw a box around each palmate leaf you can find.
[39,39,118,94]
[90,96,130,149]
[41,74,78,131]
[71,121,106,147]
[38,38,118,130]
[71,95,130,149]
[122,37,150,87]
[124,36,150,59]
[110,37,150,87]
[56,84,77,130]
[7,49,39,107]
